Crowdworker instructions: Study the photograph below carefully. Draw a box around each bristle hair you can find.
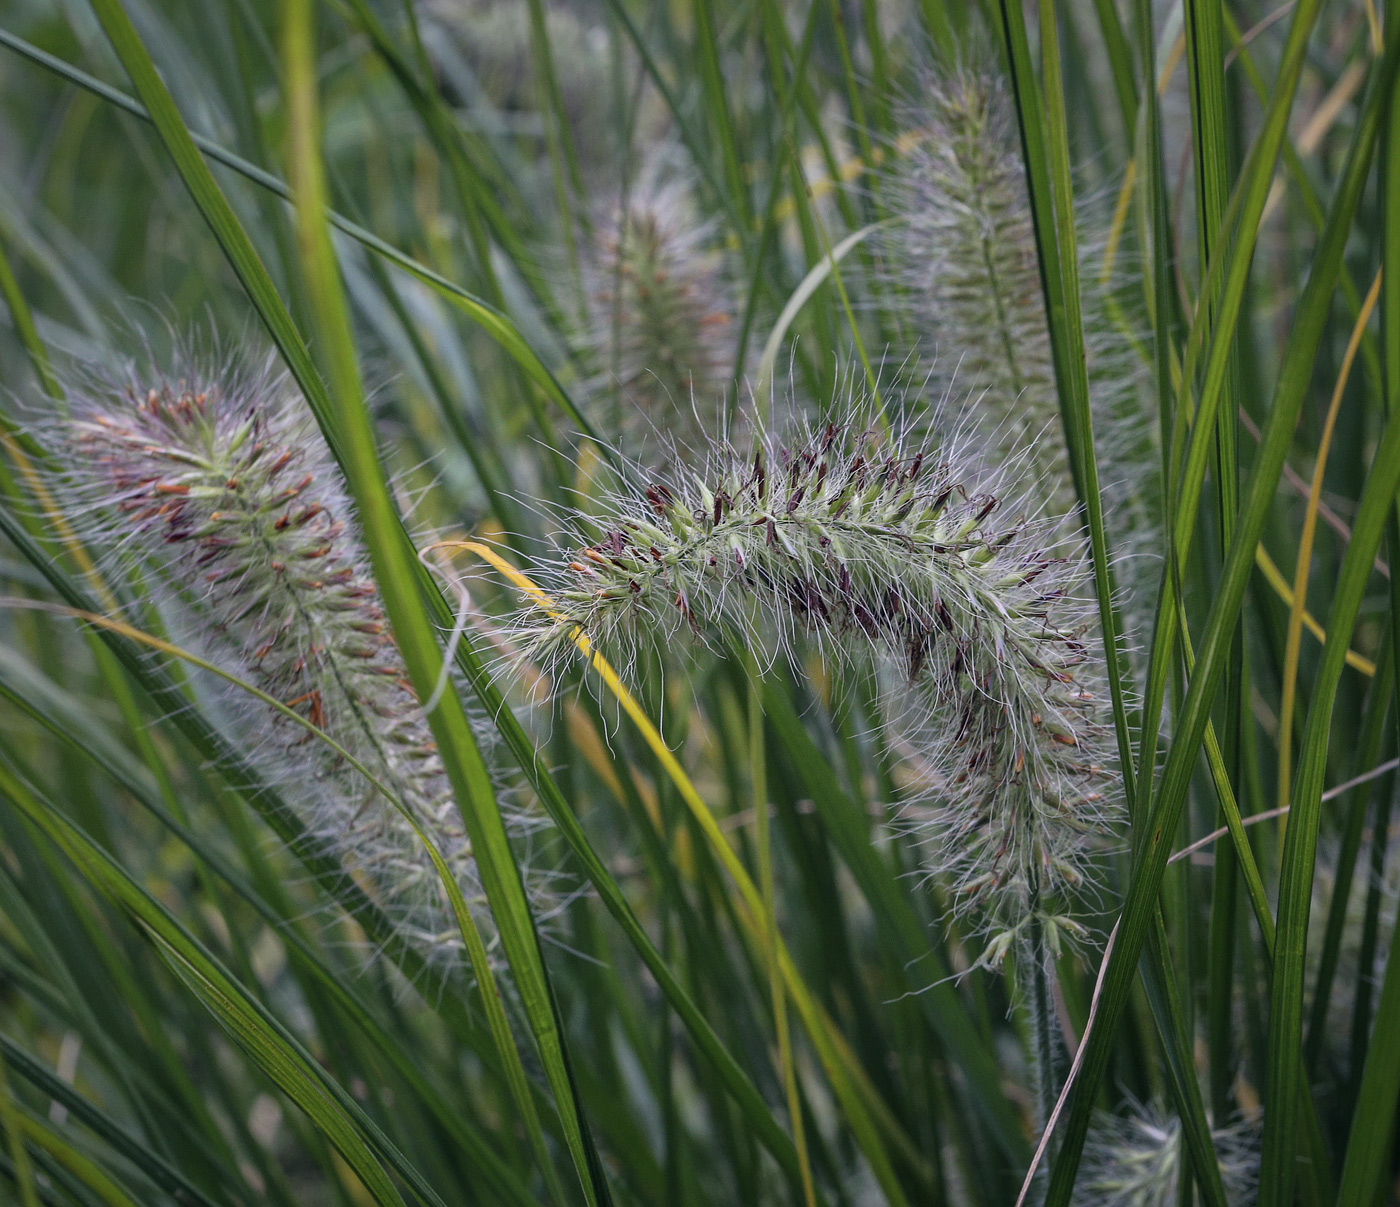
[582,172,739,464]
[882,65,1163,642]
[530,404,1122,964]
[46,344,550,972]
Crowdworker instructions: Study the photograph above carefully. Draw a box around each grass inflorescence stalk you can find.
[533,414,1121,966]
[882,66,1161,640]
[48,350,550,972]
[583,174,739,464]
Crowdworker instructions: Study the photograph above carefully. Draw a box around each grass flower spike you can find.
[886,70,1067,505]
[1075,1102,1260,1206]
[884,68,1162,630]
[584,175,738,464]
[52,349,543,971]
[535,415,1120,966]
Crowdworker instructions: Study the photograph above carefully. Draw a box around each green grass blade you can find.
[1259,345,1400,1206]
[1320,10,1400,1201]
[5,1108,142,1207]
[0,764,415,1207]
[0,1037,220,1207]
[1042,31,1397,1203]
[1088,0,1137,138]
[279,5,602,1200]
[761,681,1031,1168]
[0,642,543,1207]
[1305,643,1394,1072]
[0,27,599,450]
[753,222,885,409]
[0,1044,40,1207]
[995,0,1136,806]
[1182,0,1246,1120]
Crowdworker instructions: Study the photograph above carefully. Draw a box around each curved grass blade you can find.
[753,221,886,410]
[455,541,919,1205]
[0,27,599,449]
[1259,357,1400,1205]
[0,1045,39,1207]
[0,646,540,1207]
[0,1036,221,1207]
[3,1108,141,1207]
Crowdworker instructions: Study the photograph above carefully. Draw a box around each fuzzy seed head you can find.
[886,70,1068,509]
[532,410,1121,959]
[884,67,1163,641]
[583,177,738,464]
[1075,1102,1260,1207]
[50,349,547,971]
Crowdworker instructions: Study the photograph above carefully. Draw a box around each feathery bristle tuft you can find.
[531,410,1121,964]
[583,176,739,464]
[49,348,548,972]
[1075,1101,1260,1207]
[883,67,1163,641]
[885,69,1068,506]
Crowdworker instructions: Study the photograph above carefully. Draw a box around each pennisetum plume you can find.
[881,65,1162,634]
[582,172,740,466]
[885,69,1064,501]
[46,345,550,972]
[526,409,1121,971]
[1074,1101,1260,1207]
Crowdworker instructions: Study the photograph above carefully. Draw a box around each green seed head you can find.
[532,409,1122,964]
[52,347,551,973]
[584,176,738,465]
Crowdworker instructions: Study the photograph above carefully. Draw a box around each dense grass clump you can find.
[0,2,1395,1206]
